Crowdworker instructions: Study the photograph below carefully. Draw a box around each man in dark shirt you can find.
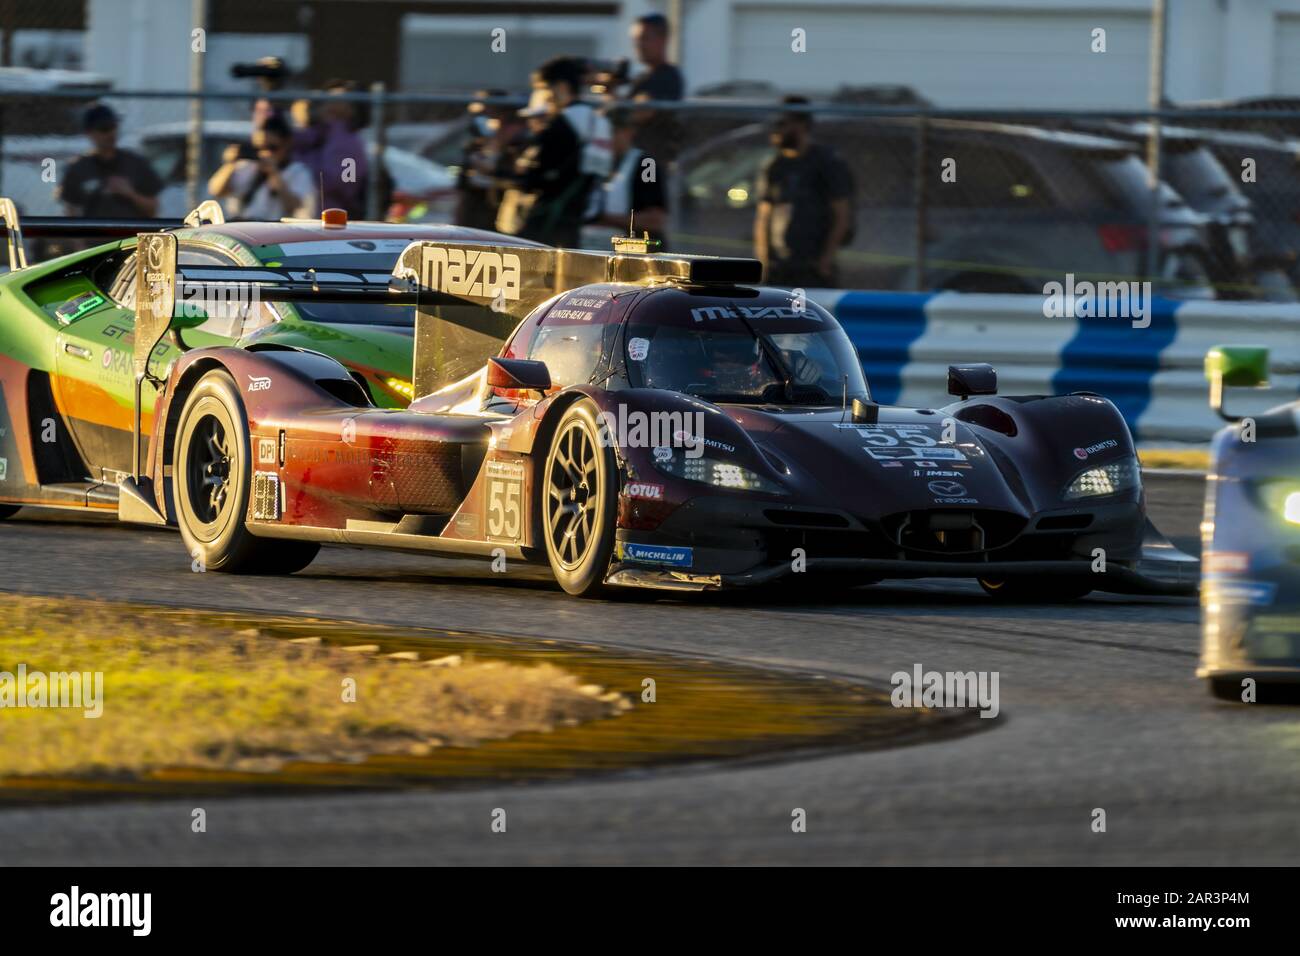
[59,104,162,219]
[754,96,854,289]
[588,108,669,249]
[627,13,684,161]
[508,57,604,248]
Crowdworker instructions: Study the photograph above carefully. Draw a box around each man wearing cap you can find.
[499,56,612,248]
[754,96,854,289]
[59,104,162,219]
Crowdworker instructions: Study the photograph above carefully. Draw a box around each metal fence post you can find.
[186,0,208,213]
[913,111,929,291]
[367,82,386,221]
[1145,0,1168,287]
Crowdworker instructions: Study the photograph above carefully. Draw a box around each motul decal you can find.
[624,482,664,500]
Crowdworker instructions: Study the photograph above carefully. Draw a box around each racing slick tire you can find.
[540,399,618,598]
[977,576,1093,603]
[173,370,319,575]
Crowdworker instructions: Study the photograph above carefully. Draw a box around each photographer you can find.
[498,56,612,247]
[208,115,317,221]
[456,89,528,231]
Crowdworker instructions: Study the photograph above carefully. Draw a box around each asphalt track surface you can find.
[2,472,1297,866]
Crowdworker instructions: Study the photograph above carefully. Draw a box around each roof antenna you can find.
[610,209,660,255]
[840,374,848,423]
[319,171,325,217]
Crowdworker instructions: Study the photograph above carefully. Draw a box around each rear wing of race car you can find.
[0,196,225,271]
[391,240,763,396]
[127,230,764,404]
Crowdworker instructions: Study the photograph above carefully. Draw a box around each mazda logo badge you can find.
[928,480,966,497]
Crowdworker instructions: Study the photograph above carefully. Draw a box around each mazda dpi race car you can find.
[0,199,536,518]
[108,233,1194,599]
[1199,346,1300,699]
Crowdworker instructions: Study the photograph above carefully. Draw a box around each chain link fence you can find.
[4,86,1300,301]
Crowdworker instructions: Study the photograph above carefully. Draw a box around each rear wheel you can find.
[978,576,1093,602]
[541,400,617,597]
[174,370,318,575]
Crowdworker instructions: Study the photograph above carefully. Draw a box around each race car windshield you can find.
[627,321,870,405]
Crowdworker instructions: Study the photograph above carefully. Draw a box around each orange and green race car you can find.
[0,201,538,518]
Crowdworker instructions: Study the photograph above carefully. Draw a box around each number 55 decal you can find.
[486,459,525,542]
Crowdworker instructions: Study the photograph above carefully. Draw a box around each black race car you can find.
[122,235,1199,600]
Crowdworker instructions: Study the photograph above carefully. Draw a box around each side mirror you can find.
[487,357,551,393]
[851,398,879,424]
[1205,345,1269,422]
[947,363,997,400]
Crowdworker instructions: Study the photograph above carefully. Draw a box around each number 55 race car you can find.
[117,232,1197,599]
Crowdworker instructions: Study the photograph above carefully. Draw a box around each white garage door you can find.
[729,6,1152,108]
[1273,14,1300,94]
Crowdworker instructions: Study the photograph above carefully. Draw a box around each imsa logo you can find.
[422,247,521,301]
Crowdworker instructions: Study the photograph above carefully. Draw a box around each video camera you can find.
[586,58,630,96]
[230,57,290,86]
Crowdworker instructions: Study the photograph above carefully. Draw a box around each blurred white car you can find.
[132,120,457,222]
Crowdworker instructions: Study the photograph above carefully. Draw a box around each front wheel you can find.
[540,400,618,597]
[978,576,1093,602]
[174,370,318,575]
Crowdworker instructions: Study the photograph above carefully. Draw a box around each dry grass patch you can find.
[0,595,628,778]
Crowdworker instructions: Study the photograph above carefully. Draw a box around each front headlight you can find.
[384,377,415,400]
[1254,480,1300,526]
[653,451,786,494]
[1064,456,1141,500]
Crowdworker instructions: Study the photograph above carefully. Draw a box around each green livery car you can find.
[0,208,538,517]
